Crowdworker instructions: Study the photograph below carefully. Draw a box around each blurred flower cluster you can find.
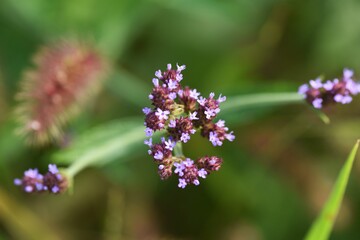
[298,69,360,109]
[14,164,67,194]
[143,64,235,188]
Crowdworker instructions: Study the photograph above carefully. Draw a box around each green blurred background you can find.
[1,0,360,239]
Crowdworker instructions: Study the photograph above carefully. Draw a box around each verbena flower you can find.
[298,68,360,109]
[14,164,68,194]
[143,63,235,188]
[15,40,109,145]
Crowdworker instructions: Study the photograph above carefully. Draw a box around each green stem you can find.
[312,108,330,125]
[174,142,184,157]
[65,161,84,179]
[221,92,303,113]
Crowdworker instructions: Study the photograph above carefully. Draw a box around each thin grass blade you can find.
[304,140,360,240]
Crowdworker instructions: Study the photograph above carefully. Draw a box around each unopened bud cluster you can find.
[14,164,67,194]
[143,63,235,188]
[298,69,360,109]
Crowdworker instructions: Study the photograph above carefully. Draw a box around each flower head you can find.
[14,168,43,193]
[143,63,234,188]
[298,68,360,109]
[14,164,68,194]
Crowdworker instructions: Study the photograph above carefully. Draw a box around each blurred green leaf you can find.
[305,140,359,240]
[0,10,40,94]
[0,187,60,240]
[205,148,308,240]
[1,0,152,58]
[106,69,150,107]
[0,119,26,162]
[53,118,146,177]
[313,1,360,70]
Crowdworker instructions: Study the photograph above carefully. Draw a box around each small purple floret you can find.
[309,78,322,89]
[178,178,187,188]
[168,79,178,90]
[142,107,152,115]
[155,70,162,79]
[180,133,190,143]
[209,132,222,146]
[218,94,226,103]
[174,162,185,177]
[14,178,22,185]
[25,186,33,192]
[343,68,354,80]
[198,169,207,179]
[164,139,175,150]
[190,89,200,99]
[52,186,60,193]
[145,127,153,137]
[298,84,309,97]
[48,164,59,174]
[197,96,206,106]
[225,132,236,141]
[152,78,159,87]
[189,111,198,120]
[24,169,39,178]
[154,151,164,160]
[169,92,177,100]
[312,98,323,109]
[155,108,170,121]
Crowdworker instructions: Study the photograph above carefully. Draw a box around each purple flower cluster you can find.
[14,164,67,194]
[298,69,360,109]
[143,63,235,188]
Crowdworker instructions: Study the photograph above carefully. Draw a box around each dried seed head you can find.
[15,40,109,145]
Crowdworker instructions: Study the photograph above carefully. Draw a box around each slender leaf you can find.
[53,118,146,177]
[304,140,359,240]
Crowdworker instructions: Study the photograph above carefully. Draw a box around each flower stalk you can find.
[221,92,303,113]
[173,142,184,158]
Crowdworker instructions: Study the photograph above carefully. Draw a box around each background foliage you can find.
[1,0,360,239]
